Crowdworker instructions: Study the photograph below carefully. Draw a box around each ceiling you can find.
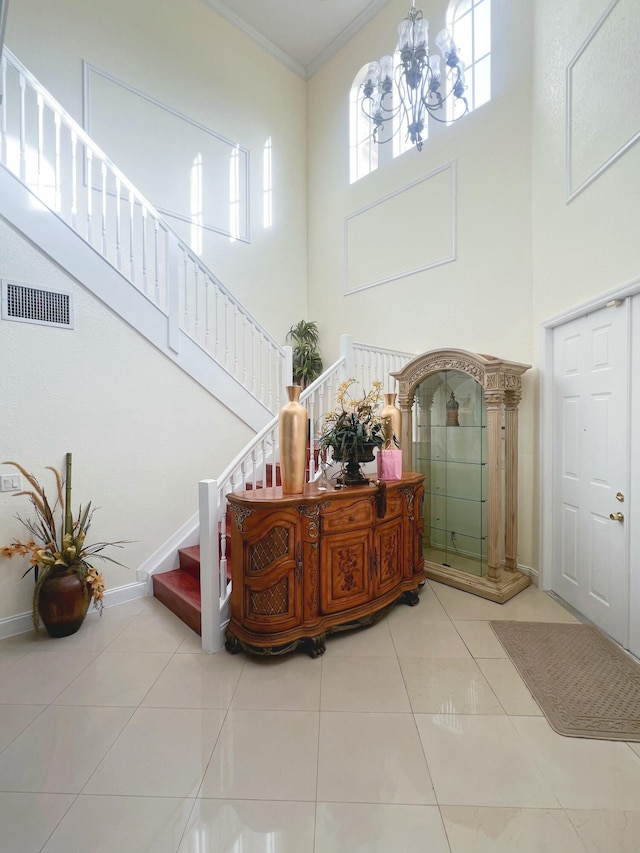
[202,0,391,78]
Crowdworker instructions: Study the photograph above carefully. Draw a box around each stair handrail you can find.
[0,47,287,412]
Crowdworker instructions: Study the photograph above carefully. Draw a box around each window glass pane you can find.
[474,0,491,59]
[473,56,491,108]
[454,0,472,22]
[454,13,473,63]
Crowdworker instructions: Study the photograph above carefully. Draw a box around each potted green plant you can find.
[318,378,386,485]
[1,453,127,637]
[286,320,323,388]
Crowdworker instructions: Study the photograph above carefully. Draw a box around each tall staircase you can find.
[1,46,417,649]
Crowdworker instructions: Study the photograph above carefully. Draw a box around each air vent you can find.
[1,280,74,329]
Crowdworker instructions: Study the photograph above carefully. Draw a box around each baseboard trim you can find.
[0,580,149,639]
[517,563,539,585]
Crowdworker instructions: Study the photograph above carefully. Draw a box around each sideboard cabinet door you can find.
[320,529,372,614]
[231,508,303,633]
[373,516,404,597]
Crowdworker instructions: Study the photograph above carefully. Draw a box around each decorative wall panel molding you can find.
[83,63,250,242]
[344,162,456,295]
[566,0,640,202]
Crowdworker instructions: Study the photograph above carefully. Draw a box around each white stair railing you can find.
[0,47,287,411]
[198,336,416,651]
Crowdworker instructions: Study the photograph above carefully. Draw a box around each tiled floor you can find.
[1,581,640,852]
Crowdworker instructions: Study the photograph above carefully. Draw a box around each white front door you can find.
[552,301,629,646]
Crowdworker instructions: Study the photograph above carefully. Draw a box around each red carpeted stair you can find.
[153,456,318,633]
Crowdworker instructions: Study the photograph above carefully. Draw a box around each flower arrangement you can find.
[318,378,386,462]
[1,454,127,629]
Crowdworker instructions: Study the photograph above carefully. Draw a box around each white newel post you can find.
[199,479,222,653]
[340,334,354,380]
[283,344,293,400]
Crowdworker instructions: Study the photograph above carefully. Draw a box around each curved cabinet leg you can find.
[303,634,326,658]
[401,589,421,607]
[225,634,242,654]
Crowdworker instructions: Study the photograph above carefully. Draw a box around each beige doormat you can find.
[490,621,640,742]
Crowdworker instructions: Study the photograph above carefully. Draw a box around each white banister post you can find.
[283,344,293,396]
[340,334,354,381]
[167,234,180,355]
[199,478,222,653]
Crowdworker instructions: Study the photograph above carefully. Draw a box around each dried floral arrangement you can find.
[1,454,127,628]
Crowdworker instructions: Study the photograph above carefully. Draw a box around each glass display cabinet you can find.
[392,349,531,603]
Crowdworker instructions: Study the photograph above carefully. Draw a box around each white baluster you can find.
[183,250,189,331]
[141,206,148,295]
[53,113,60,214]
[86,149,93,243]
[36,93,43,195]
[153,218,160,305]
[70,130,77,229]
[204,277,211,350]
[0,57,7,165]
[194,264,200,341]
[129,190,135,282]
[18,72,26,183]
[115,175,121,269]
[101,161,107,256]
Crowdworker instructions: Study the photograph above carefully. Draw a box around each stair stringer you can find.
[0,165,273,433]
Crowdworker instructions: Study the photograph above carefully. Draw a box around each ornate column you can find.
[397,391,415,471]
[484,390,504,583]
[503,389,522,571]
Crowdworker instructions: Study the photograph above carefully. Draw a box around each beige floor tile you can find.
[105,607,192,653]
[0,793,74,853]
[628,742,640,759]
[176,630,206,653]
[476,658,543,715]
[453,620,509,658]
[324,615,397,656]
[414,714,559,808]
[0,704,45,753]
[512,716,640,811]
[0,649,96,704]
[315,802,450,853]
[320,655,411,711]
[566,809,640,853]
[84,707,225,797]
[178,799,316,853]
[429,581,512,621]
[386,584,452,623]
[230,654,321,710]
[53,651,171,706]
[389,617,472,659]
[400,657,504,714]
[199,709,319,801]
[317,711,436,804]
[441,805,587,852]
[41,794,194,853]
[0,705,133,792]
[143,651,244,709]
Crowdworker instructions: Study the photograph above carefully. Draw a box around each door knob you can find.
[609,512,624,522]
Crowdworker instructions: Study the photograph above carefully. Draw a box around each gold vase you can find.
[279,385,308,494]
[380,392,402,449]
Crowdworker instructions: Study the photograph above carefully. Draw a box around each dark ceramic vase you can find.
[37,567,91,638]
[337,442,376,486]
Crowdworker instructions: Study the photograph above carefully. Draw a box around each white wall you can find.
[4,0,308,343]
[531,0,640,325]
[306,0,537,570]
[0,218,253,620]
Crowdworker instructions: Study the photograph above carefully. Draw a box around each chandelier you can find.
[361,1,468,152]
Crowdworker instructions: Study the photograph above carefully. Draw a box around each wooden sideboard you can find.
[225,472,425,656]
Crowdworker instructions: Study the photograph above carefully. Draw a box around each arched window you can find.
[447,0,491,121]
[349,64,378,184]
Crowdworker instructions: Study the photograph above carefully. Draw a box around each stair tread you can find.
[153,569,201,635]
